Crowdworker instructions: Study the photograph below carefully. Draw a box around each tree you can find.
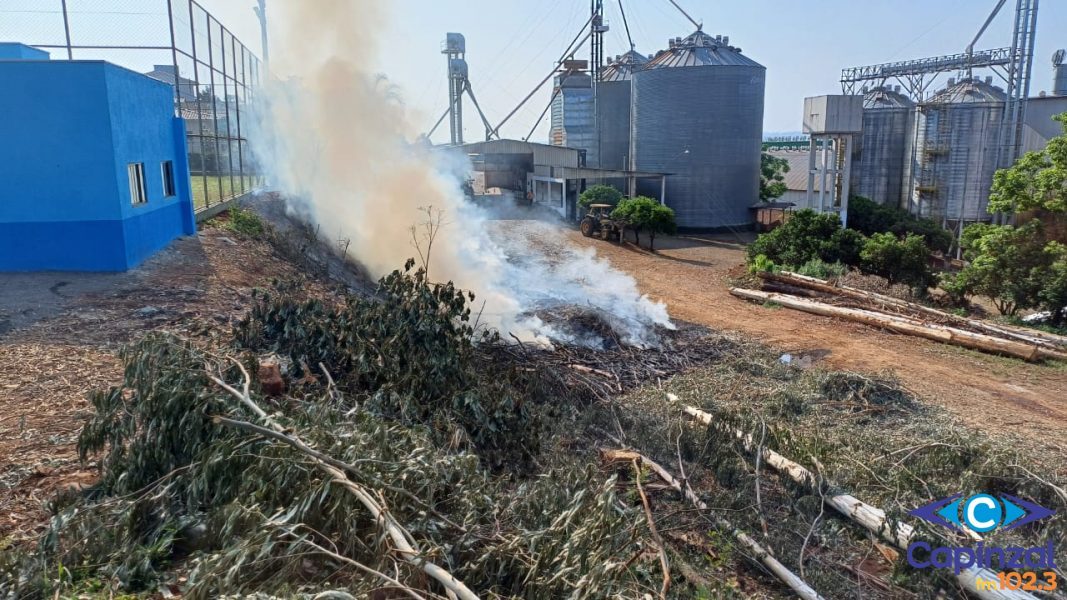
[951,221,1051,316]
[989,113,1067,214]
[612,197,676,250]
[578,184,623,209]
[859,232,935,292]
[1040,242,1067,326]
[747,209,866,268]
[848,195,953,254]
[760,152,790,202]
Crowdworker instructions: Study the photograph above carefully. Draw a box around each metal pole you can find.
[188,0,209,210]
[221,26,237,199]
[166,0,181,110]
[60,0,73,60]
[253,0,269,73]
[206,15,224,204]
[806,137,816,210]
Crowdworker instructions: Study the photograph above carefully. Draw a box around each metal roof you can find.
[459,139,581,169]
[864,86,914,109]
[770,150,824,192]
[643,30,763,70]
[601,50,648,82]
[925,77,1006,105]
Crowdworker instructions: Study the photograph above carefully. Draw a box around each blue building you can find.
[0,43,196,272]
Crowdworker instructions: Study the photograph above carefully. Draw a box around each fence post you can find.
[60,0,73,59]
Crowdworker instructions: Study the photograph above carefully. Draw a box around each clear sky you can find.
[4,1,1065,141]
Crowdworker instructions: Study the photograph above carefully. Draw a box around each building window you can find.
[128,163,147,205]
[161,161,176,197]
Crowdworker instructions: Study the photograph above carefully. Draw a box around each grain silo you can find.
[912,77,1005,229]
[597,50,647,171]
[549,62,596,167]
[630,31,765,229]
[851,86,914,208]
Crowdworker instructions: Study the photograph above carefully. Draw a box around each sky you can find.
[3,0,1065,141]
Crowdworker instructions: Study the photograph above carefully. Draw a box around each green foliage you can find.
[848,195,953,254]
[951,221,1054,316]
[235,261,545,469]
[226,205,266,238]
[578,184,623,209]
[1039,242,1067,326]
[747,209,865,269]
[760,152,790,202]
[747,253,778,274]
[793,258,847,280]
[860,232,936,291]
[989,113,1067,214]
[612,196,676,249]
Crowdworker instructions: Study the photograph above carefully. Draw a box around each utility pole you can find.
[253,0,269,73]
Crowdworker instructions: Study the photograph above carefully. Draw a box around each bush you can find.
[848,196,952,254]
[748,253,778,274]
[793,258,847,280]
[578,184,623,209]
[860,232,936,292]
[226,205,266,238]
[612,196,676,249]
[747,209,865,268]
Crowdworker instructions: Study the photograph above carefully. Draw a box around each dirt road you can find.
[561,228,1067,450]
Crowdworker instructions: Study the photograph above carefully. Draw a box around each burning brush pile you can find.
[0,261,729,599]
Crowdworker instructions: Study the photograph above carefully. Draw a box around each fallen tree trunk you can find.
[766,271,1067,350]
[600,448,826,600]
[208,366,481,600]
[731,288,1067,362]
[681,405,1036,600]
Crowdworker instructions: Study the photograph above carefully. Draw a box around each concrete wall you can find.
[0,59,194,271]
[0,43,49,60]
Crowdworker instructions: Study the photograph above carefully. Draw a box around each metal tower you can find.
[442,32,466,145]
[997,0,1038,182]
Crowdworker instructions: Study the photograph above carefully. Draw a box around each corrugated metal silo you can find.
[549,69,596,167]
[852,86,914,207]
[597,50,647,170]
[913,78,1005,226]
[631,31,765,228]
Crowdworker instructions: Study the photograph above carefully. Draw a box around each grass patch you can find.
[190,175,260,211]
[225,205,266,239]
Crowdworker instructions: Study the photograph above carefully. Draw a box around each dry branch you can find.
[681,405,1038,600]
[730,288,1067,362]
[600,448,826,600]
[207,371,481,600]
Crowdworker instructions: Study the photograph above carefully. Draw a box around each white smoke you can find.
[253,0,672,346]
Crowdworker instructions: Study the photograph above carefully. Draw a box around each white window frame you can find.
[128,163,147,205]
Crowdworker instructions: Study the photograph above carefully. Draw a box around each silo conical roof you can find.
[601,50,648,82]
[643,30,763,69]
[926,78,1006,104]
[863,86,914,109]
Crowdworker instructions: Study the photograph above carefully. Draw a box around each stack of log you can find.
[731,272,1067,363]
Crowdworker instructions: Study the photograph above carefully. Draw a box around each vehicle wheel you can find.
[580,218,595,237]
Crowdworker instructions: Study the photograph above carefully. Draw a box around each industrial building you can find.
[544,30,765,229]
[0,43,195,271]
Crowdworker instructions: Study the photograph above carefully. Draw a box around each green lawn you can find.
[190,175,261,211]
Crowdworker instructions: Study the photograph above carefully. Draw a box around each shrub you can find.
[793,258,847,280]
[578,184,623,209]
[747,209,865,268]
[860,232,936,292]
[612,196,676,249]
[848,195,952,254]
[227,205,266,238]
[748,253,778,274]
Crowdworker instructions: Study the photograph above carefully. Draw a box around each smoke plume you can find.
[254,0,672,346]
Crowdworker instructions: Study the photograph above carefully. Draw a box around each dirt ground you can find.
[0,222,326,545]
[560,228,1067,457]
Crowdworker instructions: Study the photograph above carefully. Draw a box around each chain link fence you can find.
[0,0,263,212]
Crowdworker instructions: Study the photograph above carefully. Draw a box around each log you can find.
[682,405,1037,600]
[766,271,1067,350]
[208,366,481,600]
[731,288,1067,362]
[600,448,827,600]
